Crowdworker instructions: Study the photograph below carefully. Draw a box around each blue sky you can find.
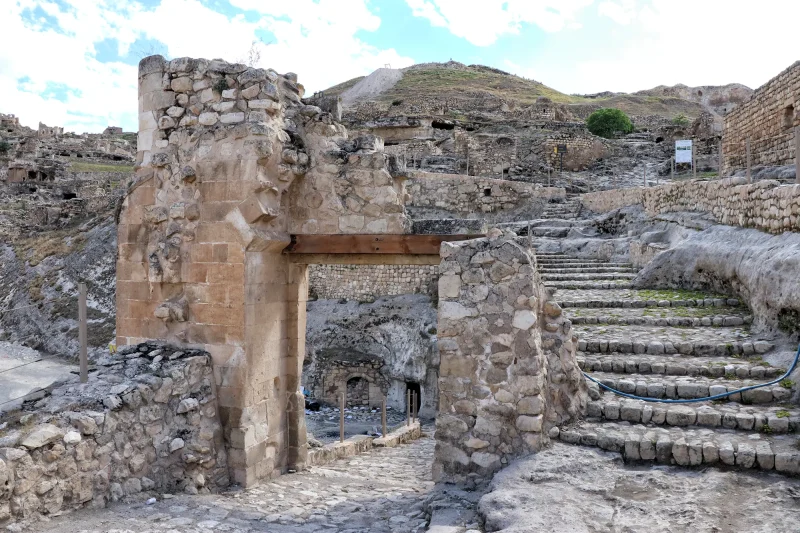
[2,0,799,133]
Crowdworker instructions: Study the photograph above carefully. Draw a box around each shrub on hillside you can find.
[672,113,690,127]
[0,141,9,154]
[586,108,633,138]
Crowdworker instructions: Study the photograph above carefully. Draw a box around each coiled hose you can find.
[582,342,800,403]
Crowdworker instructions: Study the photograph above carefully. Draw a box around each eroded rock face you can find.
[634,223,800,337]
[304,295,438,418]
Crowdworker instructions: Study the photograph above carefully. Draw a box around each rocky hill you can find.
[322,62,752,125]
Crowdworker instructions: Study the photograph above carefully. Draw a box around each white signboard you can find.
[675,140,693,164]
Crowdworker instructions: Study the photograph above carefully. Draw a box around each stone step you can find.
[557,421,800,473]
[577,353,784,380]
[544,281,634,289]
[585,393,799,432]
[568,313,752,327]
[575,335,773,357]
[557,296,742,309]
[537,259,626,264]
[539,266,636,274]
[530,228,571,237]
[584,373,789,404]
[541,273,638,281]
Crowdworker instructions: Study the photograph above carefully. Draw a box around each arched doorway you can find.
[346,376,369,407]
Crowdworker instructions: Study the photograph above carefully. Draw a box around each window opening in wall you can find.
[432,120,455,130]
[484,188,492,197]
[697,90,703,96]
[502,168,509,177]
[406,381,421,414]
[27,171,36,180]
[346,376,368,407]
[783,105,795,130]
[655,137,664,143]
[62,192,77,200]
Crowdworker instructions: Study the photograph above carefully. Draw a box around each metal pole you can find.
[795,127,799,185]
[671,157,675,180]
[381,396,387,437]
[465,144,469,176]
[78,283,88,383]
[406,389,411,427]
[718,140,723,179]
[746,137,752,183]
[547,167,550,187]
[692,143,697,180]
[339,392,345,443]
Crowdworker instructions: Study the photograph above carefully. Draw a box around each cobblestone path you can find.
[536,251,800,473]
[25,431,467,533]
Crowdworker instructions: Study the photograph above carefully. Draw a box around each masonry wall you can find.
[0,343,226,525]
[433,231,586,486]
[406,171,564,220]
[722,61,799,174]
[308,264,437,302]
[581,177,800,234]
[118,55,408,488]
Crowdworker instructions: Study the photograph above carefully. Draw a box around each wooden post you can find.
[381,396,387,437]
[465,144,470,176]
[78,283,88,384]
[746,137,752,183]
[339,392,345,443]
[671,157,675,180]
[406,389,411,426]
[718,140,723,179]
[795,127,800,185]
[642,164,647,187]
[547,167,550,187]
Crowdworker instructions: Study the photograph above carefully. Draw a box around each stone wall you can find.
[406,171,565,221]
[722,61,799,174]
[308,264,437,302]
[433,231,587,485]
[455,131,517,177]
[541,132,608,172]
[0,342,226,526]
[118,55,408,487]
[580,177,800,234]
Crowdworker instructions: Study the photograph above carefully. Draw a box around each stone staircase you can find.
[535,252,800,474]
[542,195,582,220]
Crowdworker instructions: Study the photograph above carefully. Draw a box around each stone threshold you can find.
[306,421,422,467]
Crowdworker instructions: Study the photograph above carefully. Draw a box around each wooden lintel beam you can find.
[284,234,480,255]
[286,254,442,265]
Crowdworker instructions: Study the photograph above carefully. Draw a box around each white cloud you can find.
[0,0,412,133]
[597,0,636,25]
[405,0,594,46]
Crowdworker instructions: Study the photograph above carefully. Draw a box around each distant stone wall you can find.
[0,343,227,526]
[308,264,437,302]
[433,231,586,486]
[407,171,564,221]
[722,61,799,174]
[455,131,517,177]
[581,177,800,233]
[540,132,608,171]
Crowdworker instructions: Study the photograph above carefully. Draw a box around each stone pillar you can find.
[433,230,586,486]
[119,55,409,487]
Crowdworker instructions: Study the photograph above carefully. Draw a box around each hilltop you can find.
[322,61,752,124]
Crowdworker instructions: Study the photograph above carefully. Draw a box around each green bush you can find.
[672,113,690,127]
[0,141,9,154]
[586,108,633,138]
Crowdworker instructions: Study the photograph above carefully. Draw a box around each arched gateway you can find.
[117,55,586,487]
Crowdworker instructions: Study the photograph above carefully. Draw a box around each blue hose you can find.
[582,342,800,403]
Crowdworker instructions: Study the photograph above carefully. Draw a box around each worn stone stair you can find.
[542,196,582,220]
[539,250,800,474]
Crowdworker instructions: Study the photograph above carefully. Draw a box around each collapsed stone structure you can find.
[0,343,226,523]
[722,61,799,175]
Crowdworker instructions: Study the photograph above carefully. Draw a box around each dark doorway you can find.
[406,381,421,415]
[346,376,368,407]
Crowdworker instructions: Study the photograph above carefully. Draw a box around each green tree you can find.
[0,141,10,154]
[672,113,690,127]
[586,108,633,138]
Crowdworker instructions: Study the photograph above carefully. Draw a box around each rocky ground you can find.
[22,429,482,533]
[480,442,800,532]
[305,405,410,444]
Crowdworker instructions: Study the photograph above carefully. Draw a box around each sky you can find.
[2,0,799,134]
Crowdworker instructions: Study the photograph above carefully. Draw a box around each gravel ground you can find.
[305,405,411,444]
